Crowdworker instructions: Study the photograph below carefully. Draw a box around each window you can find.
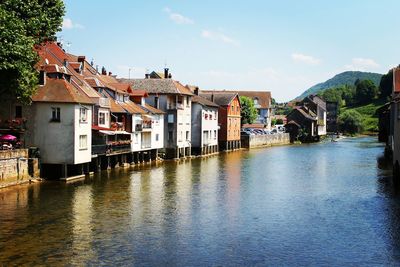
[79,135,87,150]
[214,130,217,139]
[186,131,190,141]
[15,106,22,118]
[186,96,190,107]
[134,133,139,144]
[51,107,60,122]
[209,113,212,120]
[80,107,88,122]
[179,131,183,142]
[156,134,159,141]
[168,114,174,123]
[99,112,106,125]
[168,131,173,142]
[154,97,159,109]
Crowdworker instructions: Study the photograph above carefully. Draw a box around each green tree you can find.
[338,110,363,134]
[355,79,378,104]
[379,69,393,100]
[239,96,258,125]
[0,0,65,102]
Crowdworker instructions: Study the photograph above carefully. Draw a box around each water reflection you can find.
[0,137,400,265]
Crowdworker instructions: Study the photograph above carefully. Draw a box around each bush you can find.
[338,110,363,134]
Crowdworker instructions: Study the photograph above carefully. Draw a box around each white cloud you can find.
[201,30,240,47]
[164,7,194,24]
[291,53,321,65]
[344,58,380,71]
[62,18,84,30]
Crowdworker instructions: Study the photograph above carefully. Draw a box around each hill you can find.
[297,71,382,100]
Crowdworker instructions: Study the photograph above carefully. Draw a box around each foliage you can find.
[271,118,277,126]
[379,69,393,100]
[274,106,293,115]
[355,79,378,104]
[276,118,284,124]
[338,110,363,134]
[239,96,258,125]
[297,71,382,100]
[0,0,65,102]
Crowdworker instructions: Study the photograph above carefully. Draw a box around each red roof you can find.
[32,78,93,104]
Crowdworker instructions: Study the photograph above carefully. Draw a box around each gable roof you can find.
[119,78,193,95]
[191,95,219,108]
[202,90,271,108]
[32,78,93,104]
[199,91,238,106]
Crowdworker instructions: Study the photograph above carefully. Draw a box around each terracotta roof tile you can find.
[119,79,194,95]
[191,95,219,107]
[32,78,93,104]
[199,92,238,106]
[143,103,165,114]
[201,90,271,108]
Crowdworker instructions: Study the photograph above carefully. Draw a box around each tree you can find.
[355,79,378,104]
[379,69,393,100]
[338,110,363,134]
[239,96,258,125]
[0,0,65,102]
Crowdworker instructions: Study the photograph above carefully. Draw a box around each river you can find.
[0,137,399,266]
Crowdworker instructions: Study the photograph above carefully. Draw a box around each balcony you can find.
[92,140,132,155]
[111,122,124,131]
[0,118,27,131]
[142,120,152,130]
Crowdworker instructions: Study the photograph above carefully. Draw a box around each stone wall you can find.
[241,133,290,149]
[0,149,30,188]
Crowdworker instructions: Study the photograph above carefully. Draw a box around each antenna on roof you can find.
[64,41,72,52]
[90,58,94,66]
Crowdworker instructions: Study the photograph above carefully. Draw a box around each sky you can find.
[60,0,400,102]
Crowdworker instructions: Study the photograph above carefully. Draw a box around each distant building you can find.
[326,101,339,133]
[202,90,272,129]
[200,91,241,151]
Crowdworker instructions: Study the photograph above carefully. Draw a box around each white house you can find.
[122,77,193,159]
[28,68,94,178]
[190,90,219,155]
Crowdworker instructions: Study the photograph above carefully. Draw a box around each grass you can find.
[340,98,386,133]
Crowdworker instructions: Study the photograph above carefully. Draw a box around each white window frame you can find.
[79,135,88,150]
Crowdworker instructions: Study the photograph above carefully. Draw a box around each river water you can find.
[0,137,399,266]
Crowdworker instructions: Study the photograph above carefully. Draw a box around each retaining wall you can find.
[241,133,290,149]
[0,149,30,187]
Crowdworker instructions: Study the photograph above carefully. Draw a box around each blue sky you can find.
[60,0,400,102]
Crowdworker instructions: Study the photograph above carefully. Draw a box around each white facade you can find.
[28,102,92,165]
[176,96,192,149]
[130,113,164,152]
[152,114,164,149]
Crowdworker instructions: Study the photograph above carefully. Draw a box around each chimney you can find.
[211,93,214,102]
[145,73,150,79]
[63,59,68,67]
[101,66,107,75]
[194,87,199,96]
[164,68,169,79]
[78,56,85,72]
[108,71,112,76]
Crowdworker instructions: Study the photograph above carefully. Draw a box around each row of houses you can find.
[285,95,328,142]
[0,42,272,179]
[379,67,400,185]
